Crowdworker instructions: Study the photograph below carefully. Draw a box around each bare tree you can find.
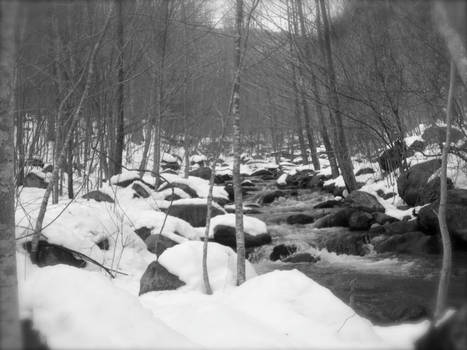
[0,0,22,348]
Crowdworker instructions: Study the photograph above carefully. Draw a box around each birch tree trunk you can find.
[0,0,22,347]
[233,0,246,285]
[434,60,455,322]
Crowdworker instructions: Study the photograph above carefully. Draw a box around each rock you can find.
[313,199,343,209]
[159,182,198,198]
[348,211,374,231]
[408,139,425,153]
[165,193,181,201]
[145,234,178,256]
[224,183,253,201]
[24,172,47,189]
[355,167,375,176]
[114,176,155,190]
[161,161,180,171]
[43,164,53,173]
[24,241,86,268]
[313,208,356,228]
[422,125,464,146]
[241,179,255,187]
[163,203,224,227]
[418,189,467,245]
[374,219,419,236]
[135,226,152,241]
[82,190,114,203]
[376,189,396,200]
[213,225,272,250]
[345,190,385,213]
[214,173,232,184]
[397,159,453,206]
[286,214,314,225]
[250,169,273,177]
[283,252,319,263]
[131,182,150,198]
[213,197,229,207]
[96,238,110,250]
[415,304,467,350]
[378,140,407,172]
[373,231,439,255]
[22,319,49,350]
[373,212,399,225]
[317,230,370,256]
[270,244,297,261]
[285,170,315,188]
[189,167,211,180]
[139,261,185,295]
[258,190,285,204]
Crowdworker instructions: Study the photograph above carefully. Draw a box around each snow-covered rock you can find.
[158,241,257,292]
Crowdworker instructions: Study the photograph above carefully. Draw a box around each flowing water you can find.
[245,181,467,325]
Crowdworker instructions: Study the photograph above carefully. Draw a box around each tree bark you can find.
[0,0,22,348]
[434,60,455,321]
[233,0,246,285]
[114,0,125,175]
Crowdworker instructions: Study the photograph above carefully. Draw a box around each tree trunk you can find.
[114,0,124,175]
[434,60,455,321]
[138,121,152,177]
[318,0,357,191]
[67,131,74,199]
[0,1,22,348]
[233,0,246,285]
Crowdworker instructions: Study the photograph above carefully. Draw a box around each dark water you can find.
[245,184,467,325]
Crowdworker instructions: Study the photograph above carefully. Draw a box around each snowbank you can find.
[158,241,257,292]
[21,265,196,349]
[156,173,228,199]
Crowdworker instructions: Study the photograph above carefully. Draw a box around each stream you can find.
[244,180,467,325]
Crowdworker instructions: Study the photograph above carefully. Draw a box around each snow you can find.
[208,213,268,237]
[21,265,197,349]
[158,241,257,292]
[190,154,207,163]
[110,170,140,185]
[161,153,178,163]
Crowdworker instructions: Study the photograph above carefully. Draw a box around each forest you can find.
[1,0,466,349]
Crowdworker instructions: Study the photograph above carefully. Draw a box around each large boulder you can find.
[418,189,467,245]
[24,241,86,268]
[316,230,370,256]
[145,234,178,256]
[189,167,211,180]
[313,199,343,209]
[213,225,271,250]
[252,190,285,205]
[284,170,315,188]
[369,219,419,236]
[422,125,464,146]
[397,159,453,206]
[132,182,151,198]
[163,203,224,227]
[313,208,356,228]
[373,231,439,255]
[344,190,385,213]
[24,172,47,189]
[415,304,467,350]
[139,261,185,295]
[159,182,198,198]
[82,190,114,203]
[348,211,373,231]
[286,214,314,225]
[161,161,180,171]
[283,252,319,263]
[269,244,297,261]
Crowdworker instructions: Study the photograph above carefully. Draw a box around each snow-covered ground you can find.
[17,123,464,349]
